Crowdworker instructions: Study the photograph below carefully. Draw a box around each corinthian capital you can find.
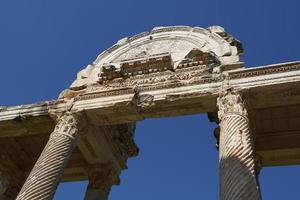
[87,163,120,195]
[217,90,247,120]
[51,111,88,141]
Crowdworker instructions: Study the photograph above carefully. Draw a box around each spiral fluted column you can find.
[217,90,261,200]
[16,112,85,200]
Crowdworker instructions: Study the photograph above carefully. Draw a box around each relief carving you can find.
[75,50,222,101]
[70,26,241,91]
[115,124,139,158]
[229,63,300,80]
[132,87,155,110]
[51,111,88,141]
[217,90,247,120]
[87,163,120,194]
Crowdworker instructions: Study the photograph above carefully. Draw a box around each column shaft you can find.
[217,90,261,200]
[16,112,83,200]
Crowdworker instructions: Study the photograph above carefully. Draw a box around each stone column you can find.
[16,112,85,200]
[84,163,120,200]
[217,90,261,200]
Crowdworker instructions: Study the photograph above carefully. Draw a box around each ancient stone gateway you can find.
[0,25,300,200]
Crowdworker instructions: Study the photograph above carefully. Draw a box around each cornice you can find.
[229,61,300,80]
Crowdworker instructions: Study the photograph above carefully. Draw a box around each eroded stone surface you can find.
[0,25,299,200]
[70,26,243,90]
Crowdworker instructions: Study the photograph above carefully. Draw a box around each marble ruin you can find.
[0,25,300,200]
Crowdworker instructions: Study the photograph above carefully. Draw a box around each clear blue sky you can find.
[0,0,299,199]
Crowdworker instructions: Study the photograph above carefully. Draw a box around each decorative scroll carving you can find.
[52,112,87,141]
[87,163,120,195]
[217,89,247,120]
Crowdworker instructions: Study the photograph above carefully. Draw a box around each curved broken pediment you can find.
[70,26,243,90]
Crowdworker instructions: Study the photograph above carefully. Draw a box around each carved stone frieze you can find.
[229,62,300,80]
[75,62,223,102]
[96,48,221,89]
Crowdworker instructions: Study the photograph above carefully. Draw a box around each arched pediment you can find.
[70,26,243,90]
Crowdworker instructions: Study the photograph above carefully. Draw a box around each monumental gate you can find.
[0,26,300,200]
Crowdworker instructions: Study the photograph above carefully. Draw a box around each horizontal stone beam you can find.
[0,61,299,130]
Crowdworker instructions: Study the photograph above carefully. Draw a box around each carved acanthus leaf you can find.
[87,163,120,194]
[217,90,247,120]
[51,111,88,141]
[114,123,139,158]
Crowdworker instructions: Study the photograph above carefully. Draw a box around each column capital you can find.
[51,111,88,141]
[217,89,247,120]
[87,163,120,195]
